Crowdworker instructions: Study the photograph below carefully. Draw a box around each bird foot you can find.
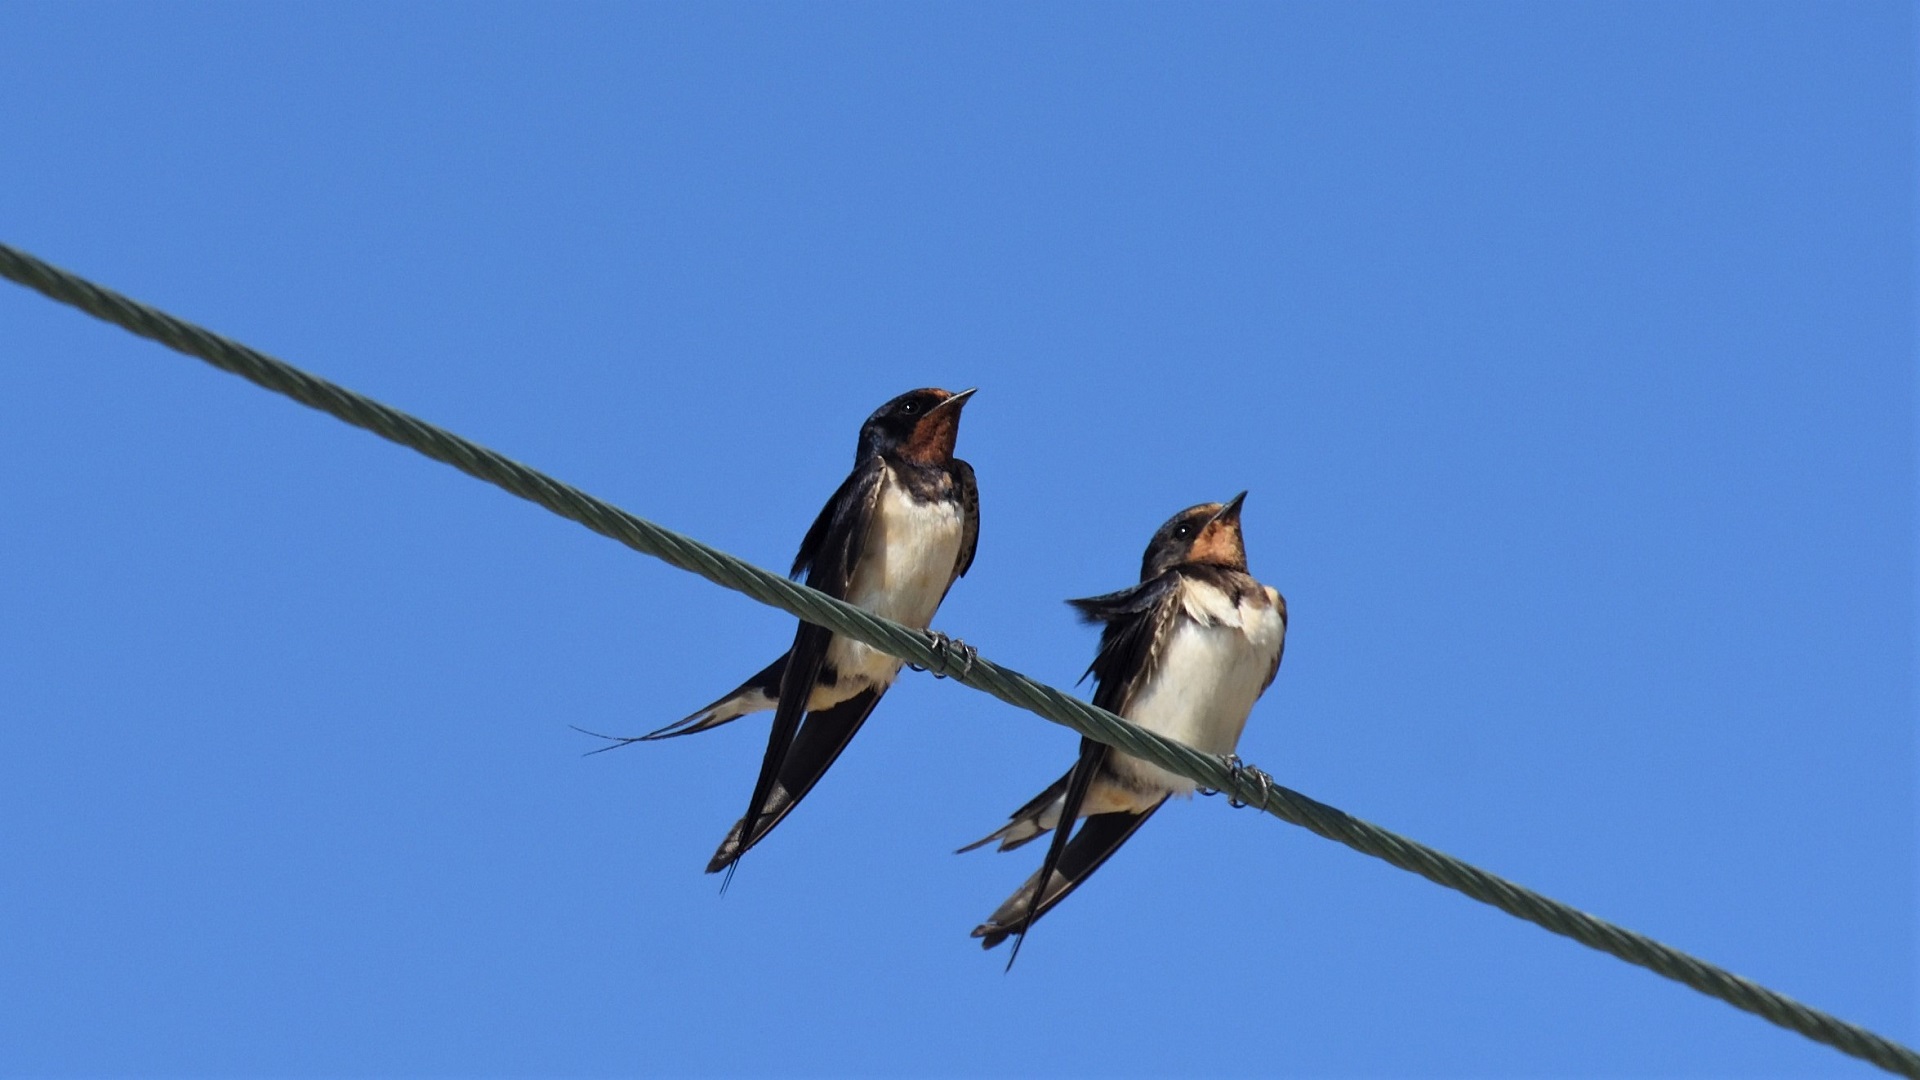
[911,631,977,680]
[1202,755,1274,810]
[1221,754,1275,811]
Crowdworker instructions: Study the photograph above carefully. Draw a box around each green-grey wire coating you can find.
[3,241,1912,1079]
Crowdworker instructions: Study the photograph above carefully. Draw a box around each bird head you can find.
[1140,492,1249,578]
[858,387,976,464]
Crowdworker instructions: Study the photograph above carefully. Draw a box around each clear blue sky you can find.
[1,3,1912,1076]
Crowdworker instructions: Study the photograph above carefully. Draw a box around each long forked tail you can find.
[706,686,884,874]
[574,656,785,754]
[972,799,1166,952]
[957,769,1074,854]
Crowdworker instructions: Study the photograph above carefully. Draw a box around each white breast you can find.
[1109,581,1285,798]
[821,471,964,697]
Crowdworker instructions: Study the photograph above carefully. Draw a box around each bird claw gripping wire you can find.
[1215,754,1274,811]
[912,630,977,680]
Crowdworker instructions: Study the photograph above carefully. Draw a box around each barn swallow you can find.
[596,388,979,875]
[961,493,1285,959]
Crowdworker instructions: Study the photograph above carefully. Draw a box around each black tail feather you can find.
[1000,738,1107,968]
[707,686,885,874]
[974,796,1167,954]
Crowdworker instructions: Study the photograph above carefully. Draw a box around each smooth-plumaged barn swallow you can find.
[962,493,1284,957]
[639,388,978,875]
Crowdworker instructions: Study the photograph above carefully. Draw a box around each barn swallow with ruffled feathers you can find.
[589,388,978,876]
[962,493,1284,959]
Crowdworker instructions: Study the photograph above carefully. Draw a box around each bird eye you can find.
[1174,525,1192,539]
[901,401,920,415]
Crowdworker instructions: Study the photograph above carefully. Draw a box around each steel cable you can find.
[4,241,1913,1078]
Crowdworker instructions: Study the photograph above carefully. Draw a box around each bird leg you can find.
[913,630,977,680]
[1221,754,1275,811]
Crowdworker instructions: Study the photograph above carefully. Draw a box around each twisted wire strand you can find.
[4,241,1913,1079]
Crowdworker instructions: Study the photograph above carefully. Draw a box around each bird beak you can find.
[1209,491,1247,526]
[930,387,977,414]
